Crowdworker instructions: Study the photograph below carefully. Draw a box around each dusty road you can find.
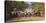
[6,17,45,23]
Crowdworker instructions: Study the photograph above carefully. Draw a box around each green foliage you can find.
[5,1,25,14]
[32,2,44,12]
[15,1,25,10]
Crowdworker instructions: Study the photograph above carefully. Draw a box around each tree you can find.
[32,2,44,16]
[32,2,44,12]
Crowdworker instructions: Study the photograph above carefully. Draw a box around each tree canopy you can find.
[5,1,26,14]
[32,2,44,12]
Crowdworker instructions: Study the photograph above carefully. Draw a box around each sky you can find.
[24,1,32,6]
[23,0,31,2]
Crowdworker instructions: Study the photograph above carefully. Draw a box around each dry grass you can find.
[15,17,32,22]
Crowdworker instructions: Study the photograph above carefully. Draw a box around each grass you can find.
[15,17,32,22]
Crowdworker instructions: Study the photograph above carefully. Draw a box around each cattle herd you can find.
[11,11,43,18]
[6,10,44,21]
